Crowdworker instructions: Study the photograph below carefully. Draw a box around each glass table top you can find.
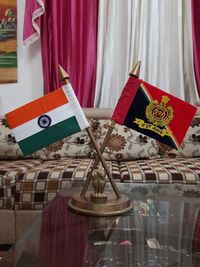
[1,183,200,267]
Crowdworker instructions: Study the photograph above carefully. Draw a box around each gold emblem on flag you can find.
[134,96,174,137]
[145,96,174,127]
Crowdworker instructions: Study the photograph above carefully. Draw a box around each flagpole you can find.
[58,65,121,199]
[80,61,141,197]
[59,64,135,216]
[80,121,115,197]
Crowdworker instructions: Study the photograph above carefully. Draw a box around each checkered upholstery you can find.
[2,157,200,211]
[119,158,200,184]
[14,159,121,210]
[0,160,42,209]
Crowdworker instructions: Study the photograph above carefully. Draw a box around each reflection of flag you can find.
[5,83,89,155]
[112,76,197,149]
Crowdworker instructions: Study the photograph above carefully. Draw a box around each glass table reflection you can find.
[1,183,200,267]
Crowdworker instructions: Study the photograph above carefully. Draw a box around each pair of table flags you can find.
[5,75,197,156]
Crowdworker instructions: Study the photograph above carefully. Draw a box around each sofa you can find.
[1,108,200,244]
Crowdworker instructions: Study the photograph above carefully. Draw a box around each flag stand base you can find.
[68,191,133,216]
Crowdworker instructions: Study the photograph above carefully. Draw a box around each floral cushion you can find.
[90,119,159,161]
[159,116,200,158]
[0,116,93,160]
[31,130,93,160]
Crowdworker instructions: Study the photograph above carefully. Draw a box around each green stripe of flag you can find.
[18,116,81,155]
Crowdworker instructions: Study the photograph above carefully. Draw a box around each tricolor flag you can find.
[5,83,89,155]
[112,76,197,149]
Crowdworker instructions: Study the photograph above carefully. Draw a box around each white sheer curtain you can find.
[94,0,198,108]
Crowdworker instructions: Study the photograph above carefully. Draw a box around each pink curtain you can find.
[23,0,98,107]
[191,0,200,97]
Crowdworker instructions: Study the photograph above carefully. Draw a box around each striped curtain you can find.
[23,0,199,108]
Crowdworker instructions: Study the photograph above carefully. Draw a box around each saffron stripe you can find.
[18,116,81,155]
[6,88,68,128]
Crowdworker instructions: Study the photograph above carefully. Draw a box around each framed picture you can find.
[0,0,17,83]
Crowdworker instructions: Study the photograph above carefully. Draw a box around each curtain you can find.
[191,0,200,97]
[23,0,98,107]
[94,0,198,108]
[23,0,198,108]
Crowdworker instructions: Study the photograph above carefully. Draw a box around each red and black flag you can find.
[112,76,197,149]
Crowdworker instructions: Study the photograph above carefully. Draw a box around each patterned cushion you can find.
[14,159,121,210]
[31,129,94,160]
[159,116,200,158]
[0,116,93,160]
[119,158,200,184]
[90,119,159,161]
[0,159,42,209]
[0,116,159,161]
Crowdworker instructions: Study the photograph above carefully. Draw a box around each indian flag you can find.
[5,83,89,155]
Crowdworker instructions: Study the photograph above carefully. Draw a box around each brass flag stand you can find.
[58,62,140,216]
[80,61,141,199]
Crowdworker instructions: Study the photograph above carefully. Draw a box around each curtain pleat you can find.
[23,0,98,107]
[94,0,198,108]
[23,0,45,47]
[23,0,198,108]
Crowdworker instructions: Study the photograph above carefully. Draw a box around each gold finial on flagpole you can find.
[58,64,70,82]
[129,60,141,78]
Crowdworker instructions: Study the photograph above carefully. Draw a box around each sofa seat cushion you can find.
[14,159,121,210]
[0,159,43,174]
[0,159,42,209]
[119,158,200,184]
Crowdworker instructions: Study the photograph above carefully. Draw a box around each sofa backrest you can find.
[1,108,200,161]
[83,108,113,119]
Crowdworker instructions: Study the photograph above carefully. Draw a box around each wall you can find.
[0,0,43,115]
